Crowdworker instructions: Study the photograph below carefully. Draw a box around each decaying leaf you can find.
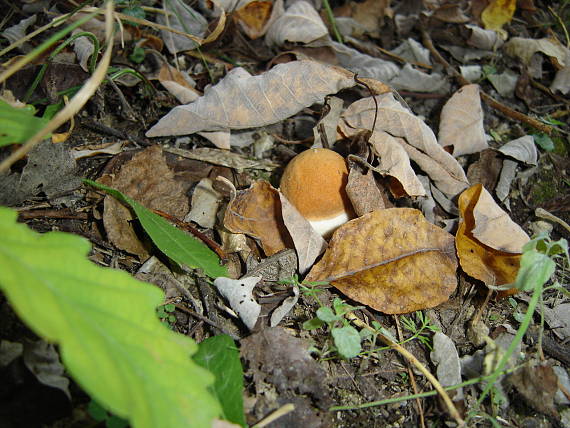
[346,167,386,216]
[163,146,278,171]
[146,60,355,137]
[481,0,516,33]
[266,0,328,46]
[234,0,277,39]
[497,135,538,165]
[158,62,200,104]
[185,178,222,229]
[224,180,293,256]
[456,184,529,287]
[279,193,327,275]
[306,208,458,314]
[340,93,469,197]
[504,37,567,66]
[158,0,207,53]
[369,131,426,197]
[438,84,488,157]
[431,332,463,402]
[213,276,262,330]
[334,0,389,38]
[102,145,189,258]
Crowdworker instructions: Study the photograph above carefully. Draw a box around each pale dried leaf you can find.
[279,193,327,275]
[389,63,448,93]
[390,38,431,65]
[471,185,529,253]
[460,65,482,82]
[487,69,518,98]
[158,63,200,104]
[498,135,538,165]
[158,0,207,53]
[335,0,388,38]
[146,60,355,137]
[270,286,299,327]
[431,332,463,401]
[1,15,36,44]
[312,96,344,149]
[163,147,278,171]
[340,93,469,197]
[213,276,261,330]
[72,141,125,159]
[439,84,488,157]
[369,131,426,197]
[266,1,327,46]
[504,37,567,66]
[551,48,570,94]
[73,30,95,72]
[306,208,458,314]
[23,339,70,400]
[198,131,231,150]
[332,42,400,83]
[185,178,221,229]
[465,24,504,50]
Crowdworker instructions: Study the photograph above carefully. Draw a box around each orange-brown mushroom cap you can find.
[280,148,354,236]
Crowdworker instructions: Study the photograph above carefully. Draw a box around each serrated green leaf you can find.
[194,335,246,427]
[84,179,227,278]
[0,99,50,146]
[0,207,220,428]
[331,326,361,359]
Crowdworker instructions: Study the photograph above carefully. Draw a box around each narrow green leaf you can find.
[332,326,362,359]
[0,100,50,146]
[0,207,220,428]
[84,179,227,278]
[194,335,246,427]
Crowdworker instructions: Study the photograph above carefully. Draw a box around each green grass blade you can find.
[0,207,220,428]
[84,179,227,278]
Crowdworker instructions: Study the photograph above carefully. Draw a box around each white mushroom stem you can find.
[309,211,351,238]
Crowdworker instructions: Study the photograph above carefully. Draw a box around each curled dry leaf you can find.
[213,276,262,330]
[224,180,293,256]
[346,167,385,216]
[279,193,327,275]
[340,93,469,197]
[306,208,458,314]
[146,60,355,137]
[456,184,529,288]
[265,0,328,46]
[438,84,488,157]
[158,63,200,105]
[234,0,277,40]
[504,37,567,66]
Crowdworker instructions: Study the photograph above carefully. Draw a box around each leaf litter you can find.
[2,1,570,427]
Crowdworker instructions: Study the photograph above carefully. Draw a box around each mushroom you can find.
[280,148,354,237]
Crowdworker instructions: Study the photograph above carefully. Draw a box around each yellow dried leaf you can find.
[481,0,516,33]
[306,208,458,314]
[224,180,293,256]
[456,184,523,289]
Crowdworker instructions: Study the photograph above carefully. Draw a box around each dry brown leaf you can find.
[456,184,527,287]
[224,180,293,256]
[102,145,189,258]
[146,60,355,137]
[346,167,385,216]
[279,193,327,275]
[334,0,389,38]
[504,37,567,66]
[234,0,275,39]
[369,131,426,197]
[438,84,488,157]
[340,93,469,197]
[306,208,458,314]
[158,62,200,104]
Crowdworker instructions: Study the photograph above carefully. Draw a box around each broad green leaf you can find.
[194,335,246,427]
[532,133,555,151]
[0,99,50,146]
[302,318,325,330]
[316,306,341,323]
[0,207,220,428]
[84,179,227,278]
[514,249,555,292]
[331,326,361,359]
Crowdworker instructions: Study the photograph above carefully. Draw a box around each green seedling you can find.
[400,311,440,350]
[303,297,364,359]
[156,303,177,328]
[87,399,129,428]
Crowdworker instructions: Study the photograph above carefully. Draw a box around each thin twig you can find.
[347,312,465,426]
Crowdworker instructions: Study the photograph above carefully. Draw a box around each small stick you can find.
[420,26,553,136]
[252,404,295,428]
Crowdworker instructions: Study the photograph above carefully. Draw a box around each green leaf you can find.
[317,306,341,323]
[84,179,227,278]
[194,335,246,427]
[331,326,361,359]
[514,250,556,292]
[87,400,108,422]
[0,207,220,428]
[302,318,325,330]
[0,99,50,146]
[532,133,555,151]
